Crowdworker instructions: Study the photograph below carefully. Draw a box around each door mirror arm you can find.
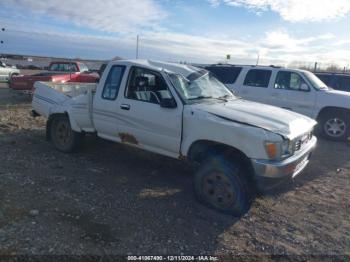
[300,83,310,92]
[160,98,177,108]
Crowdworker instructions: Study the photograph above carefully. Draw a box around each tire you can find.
[194,156,253,216]
[49,115,82,152]
[319,110,349,141]
[8,73,19,84]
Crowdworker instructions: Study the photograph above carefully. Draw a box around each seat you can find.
[134,76,160,104]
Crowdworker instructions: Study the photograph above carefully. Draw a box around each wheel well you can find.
[317,107,350,120]
[46,113,69,141]
[187,140,254,180]
[9,73,19,79]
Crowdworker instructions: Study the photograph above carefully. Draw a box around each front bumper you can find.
[251,136,317,190]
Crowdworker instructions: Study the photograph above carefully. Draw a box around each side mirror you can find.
[160,98,177,108]
[300,83,309,91]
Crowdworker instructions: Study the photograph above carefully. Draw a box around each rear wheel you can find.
[319,110,349,141]
[50,115,82,152]
[194,156,253,216]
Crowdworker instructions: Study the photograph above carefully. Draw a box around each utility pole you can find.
[314,62,318,72]
[136,34,139,59]
[256,53,260,66]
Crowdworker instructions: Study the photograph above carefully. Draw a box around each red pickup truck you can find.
[10,61,99,92]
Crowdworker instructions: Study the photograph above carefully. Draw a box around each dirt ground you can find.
[0,85,349,258]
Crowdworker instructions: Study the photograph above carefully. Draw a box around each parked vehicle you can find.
[10,61,99,92]
[98,63,108,78]
[205,64,350,141]
[32,60,317,215]
[315,72,350,93]
[0,61,20,82]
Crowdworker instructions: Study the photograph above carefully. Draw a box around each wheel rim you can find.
[55,121,72,146]
[324,118,346,138]
[202,172,236,209]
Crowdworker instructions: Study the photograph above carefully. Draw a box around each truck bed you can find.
[32,81,97,132]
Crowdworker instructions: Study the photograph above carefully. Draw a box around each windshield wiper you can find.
[217,94,231,100]
[188,96,213,100]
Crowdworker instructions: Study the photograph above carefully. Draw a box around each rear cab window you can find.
[102,65,126,100]
[49,63,78,72]
[243,69,272,88]
[205,66,242,84]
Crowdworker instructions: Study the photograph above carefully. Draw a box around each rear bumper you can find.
[251,136,317,190]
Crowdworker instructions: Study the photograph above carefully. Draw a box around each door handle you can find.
[120,104,130,110]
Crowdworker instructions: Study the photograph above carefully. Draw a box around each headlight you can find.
[265,139,293,160]
[281,139,293,159]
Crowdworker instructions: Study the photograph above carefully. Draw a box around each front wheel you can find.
[49,115,82,152]
[194,156,253,216]
[319,111,349,141]
[8,73,19,84]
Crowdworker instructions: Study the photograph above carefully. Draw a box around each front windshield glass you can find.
[168,72,235,103]
[302,71,328,90]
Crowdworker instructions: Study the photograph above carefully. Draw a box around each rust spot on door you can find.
[118,133,138,145]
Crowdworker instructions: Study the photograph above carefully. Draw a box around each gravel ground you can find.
[0,87,349,257]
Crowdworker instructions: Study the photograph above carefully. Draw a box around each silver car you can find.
[0,61,20,82]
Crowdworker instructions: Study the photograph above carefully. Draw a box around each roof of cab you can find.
[204,63,313,74]
[110,59,204,78]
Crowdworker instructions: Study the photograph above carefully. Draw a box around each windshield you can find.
[302,71,328,90]
[168,72,235,103]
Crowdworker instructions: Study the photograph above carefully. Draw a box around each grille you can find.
[294,132,312,152]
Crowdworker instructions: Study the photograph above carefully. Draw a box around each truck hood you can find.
[323,88,350,98]
[193,99,317,140]
[318,89,350,108]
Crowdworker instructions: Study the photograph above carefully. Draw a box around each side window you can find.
[78,63,89,73]
[102,66,125,100]
[243,69,272,88]
[205,66,242,84]
[274,71,308,91]
[126,67,173,104]
[340,76,350,91]
[50,63,59,71]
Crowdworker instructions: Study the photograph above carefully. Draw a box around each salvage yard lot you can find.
[0,86,349,256]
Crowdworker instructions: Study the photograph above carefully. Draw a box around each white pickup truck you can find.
[32,60,317,215]
[205,64,350,141]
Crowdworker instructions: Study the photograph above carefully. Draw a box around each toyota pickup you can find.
[32,60,317,215]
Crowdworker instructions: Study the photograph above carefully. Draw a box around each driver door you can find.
[268,71,316,117]
[115,66,183,158]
